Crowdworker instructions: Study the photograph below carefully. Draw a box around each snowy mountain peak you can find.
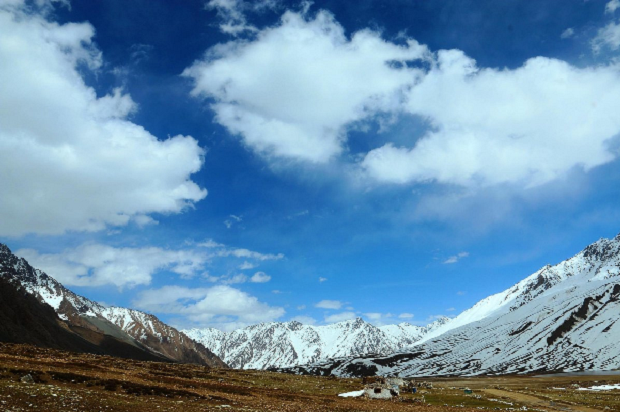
[282,233,620,377]
[0,243,225,367]
[183,316,444,369]
[417,233,620,345]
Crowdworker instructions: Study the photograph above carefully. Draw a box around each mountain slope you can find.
[0,276,171,362]
[0,243,226,368]
[281,234,620,377]
[183,316,451,369]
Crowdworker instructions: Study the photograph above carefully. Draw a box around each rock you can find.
[20,374,34,384]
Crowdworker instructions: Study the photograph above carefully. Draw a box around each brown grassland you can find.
[0,343,618,412]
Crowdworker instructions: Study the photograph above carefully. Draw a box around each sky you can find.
[2,0,620,332]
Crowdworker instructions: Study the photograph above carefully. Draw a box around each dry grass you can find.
[0,343,617,412]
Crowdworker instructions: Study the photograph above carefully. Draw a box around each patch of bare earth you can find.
[0,343,618,412]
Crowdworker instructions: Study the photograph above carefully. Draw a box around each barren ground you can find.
[0,343,618,412]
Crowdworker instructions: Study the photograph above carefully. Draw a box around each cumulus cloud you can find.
[398,312,414,319]
[444,251,469,264]
[315,299,342,309]
[133,285,285,329]
[250,271,271,283]
[186,6,620,191]
[183,10,429,163]
[363,51,620,187]
[0,2,206,236]
[324,311,357,323]
[16,244,208,288]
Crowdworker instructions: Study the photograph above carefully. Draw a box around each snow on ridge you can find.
[183,316,446,369]
[415,233,620,345]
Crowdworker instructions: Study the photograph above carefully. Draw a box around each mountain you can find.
[279,234,620,377]
[183,316,451,369]
[0,243,226,368]
[0,276,173,362]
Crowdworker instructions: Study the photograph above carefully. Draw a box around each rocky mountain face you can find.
[0,243,226,368]
[0,276,171,362]
[183,316,451,369]
[280,234,620,377]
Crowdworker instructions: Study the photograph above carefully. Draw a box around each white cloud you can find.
[206,0,278,36]
[16,244,208,288]
[213,247,284,261]
[318,277,327,282]
[296,305,306,310]
[16,238,283,288]
[315,299,342,309]
[187,7,620,191]
[592,21,620,52]
[560,28,574,39]
[238,261,257,270]
[398,312,414,319]
[363,312,393,326]
[446,307,456,312]
[220,273,248,284]
[197,239,225,248]
[223,214,242,229]
[133,285,285,329]
[363,51,620,187]
[0,2,206,236]
[324,311,357,323]
[183,10,429,163]
[443,251,469,264]
[457,291,467,296]
[196,241,284,261]
[606,0,620,14]
[250,271,271,283]
[290,315,317,325]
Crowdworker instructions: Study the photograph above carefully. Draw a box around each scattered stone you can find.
[20,374,35,384]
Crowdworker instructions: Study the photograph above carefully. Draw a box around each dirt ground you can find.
[0,343,619,412]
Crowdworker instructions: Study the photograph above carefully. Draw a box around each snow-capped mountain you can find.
[281,234,620,377]
[0,243,226,368]
[183,316,451,369]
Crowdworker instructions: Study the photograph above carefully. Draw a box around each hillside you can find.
[280,234,620,377]
[0,243,226,367]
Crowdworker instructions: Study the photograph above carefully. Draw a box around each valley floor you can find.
[0,343,618,412]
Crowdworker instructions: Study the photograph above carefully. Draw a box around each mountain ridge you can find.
[0,243,226,368]
[277,233,620,377]
[183,315,451,369]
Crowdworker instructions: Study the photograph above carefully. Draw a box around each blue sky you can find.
[2,0,620,331]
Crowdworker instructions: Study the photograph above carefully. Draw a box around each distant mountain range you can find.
[278,233,620,377]
[5,232,620,377]
[0,243,226,368]
[183,316,451,369]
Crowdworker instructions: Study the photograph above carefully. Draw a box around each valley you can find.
[1,343,619,412]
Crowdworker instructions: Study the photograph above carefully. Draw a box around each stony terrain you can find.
[0,343,618,412]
